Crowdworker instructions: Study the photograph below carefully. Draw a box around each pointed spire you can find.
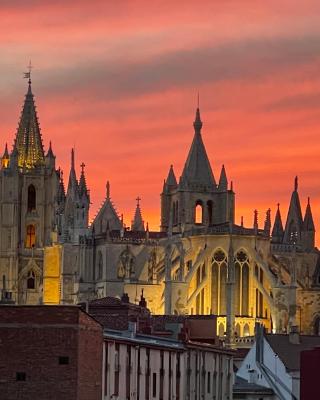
[46,141,54,158]
[14,79,45,168]
[253,210,258,233]
[303,197,315,232]
[67,148,78,197]
[57,169,66,205]
[1,143,9,168]
[180,108,216,189]
[79,162,89,198]
[131,196,145,231]
[165,165,177,189]
[272,203,284,243]
[106,181,110,199]
[193,107,203,132]
[218,164,228,191]
[264,208,271,236]
[283,176,303,244]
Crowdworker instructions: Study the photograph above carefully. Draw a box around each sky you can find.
[1,0,320,242]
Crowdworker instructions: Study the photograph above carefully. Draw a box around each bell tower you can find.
[0,76,59,304]
[161,107,235,233]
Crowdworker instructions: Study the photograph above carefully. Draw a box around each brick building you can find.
[0,305,103,400]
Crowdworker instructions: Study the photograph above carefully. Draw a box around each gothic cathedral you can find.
[1,80,320,340]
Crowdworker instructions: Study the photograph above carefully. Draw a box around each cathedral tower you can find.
[0,78,59,304]
[161,108,235,233]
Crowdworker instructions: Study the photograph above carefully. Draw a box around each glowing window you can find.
[195,203,203,224]
[26,224,36,248]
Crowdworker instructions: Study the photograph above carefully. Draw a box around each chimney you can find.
[289,325,300,344]
[121,292,130,303]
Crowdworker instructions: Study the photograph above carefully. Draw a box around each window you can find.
[27,270,35,289]
[207,371,211,393]
[152,373,157,397]
[97,251,103,280]
[25,224,36,248]
[59,356,69,365]
[16,372,26,381]
[27,185,36,211]
[195,201,203,224]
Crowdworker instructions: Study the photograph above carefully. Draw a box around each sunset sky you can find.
[1,1,320,242]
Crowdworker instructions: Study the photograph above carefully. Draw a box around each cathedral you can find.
[1,79,320,341]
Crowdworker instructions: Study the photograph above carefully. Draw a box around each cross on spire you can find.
[23,60,33,85]
[80,162,85,173]
[136,196,141,206]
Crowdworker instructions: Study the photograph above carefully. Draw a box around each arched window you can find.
[195,201,203,224]
[211,263,219,314]
[242,263,249,315]
[27,270,35,289]
[243,323,250,337]
[207,200,213,225]
[220,263,227,315]
[314,316,320,335]
[97,251,103,280]
[235,323,241,337]
[27,185,36,211]
[25,225,36,248]
[235,263,241,315]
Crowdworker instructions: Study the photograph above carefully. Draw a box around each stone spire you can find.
[165,165,177,190]
[46,141,54,158]
[14,79,45,168]
[271,203,284,243]
[218,164,228,191]
[67,148,78,198]
[253,209,258,233]
[264,208,271,236]
[283,176,303,244]
[179,108,216,189]
[79,162,89,199]
[57,169,66,205]
[131,196,145,232]
[1,143,9,168]
[303,198,315,232]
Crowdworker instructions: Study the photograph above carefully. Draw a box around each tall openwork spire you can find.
[14,76,45,168]
[180,108,216,189]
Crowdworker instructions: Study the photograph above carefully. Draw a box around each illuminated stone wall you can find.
[43,245,62,304]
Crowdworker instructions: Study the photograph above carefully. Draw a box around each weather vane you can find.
[23,60,32,84]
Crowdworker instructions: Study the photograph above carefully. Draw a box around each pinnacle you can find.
[218,164,228,191]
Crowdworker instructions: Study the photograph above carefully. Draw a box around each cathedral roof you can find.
[92,181,123,232]
[303,198,315,232]
[14,80,45,168]
[131,197,145,232]
[179,108,216,190]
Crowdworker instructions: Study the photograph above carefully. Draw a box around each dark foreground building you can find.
[300,346,320,400]
[0,305,103,400]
